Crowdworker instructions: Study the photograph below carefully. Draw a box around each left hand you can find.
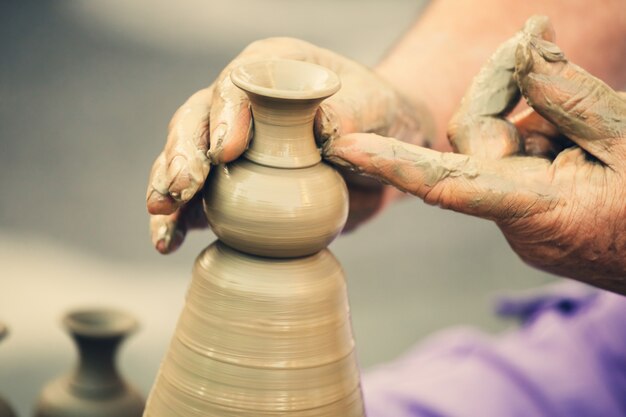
[323,17,626,294]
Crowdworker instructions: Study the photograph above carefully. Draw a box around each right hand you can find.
[146,37,434,254]
[323,16,626,294]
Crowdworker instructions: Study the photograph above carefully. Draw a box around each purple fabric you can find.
[362,283,626,417]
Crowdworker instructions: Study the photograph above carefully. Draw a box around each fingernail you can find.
[325,155,361,173]
[154,223,184,254]
[514,42,535,80]
[531,38,565,63]
[181,188,193,202]
[155,239,168,254]
[156,224,171,247]
[315,104,340,144]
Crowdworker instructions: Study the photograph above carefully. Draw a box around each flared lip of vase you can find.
[230,59,341,101]
[63,308,138,338]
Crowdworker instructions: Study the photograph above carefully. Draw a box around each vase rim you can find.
[230,59,341,101]
[63,308,138,338]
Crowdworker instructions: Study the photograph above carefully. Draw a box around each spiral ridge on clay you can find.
[144,243,364,416]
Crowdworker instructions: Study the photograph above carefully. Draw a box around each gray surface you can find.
[0,1,554,415]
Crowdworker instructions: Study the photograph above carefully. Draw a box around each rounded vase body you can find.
[35,309,144,417]
[205,159,348,258]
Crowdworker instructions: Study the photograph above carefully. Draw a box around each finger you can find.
[147,151,177,214]
[207,73,252,164]
[146,88,213,214]
[163,88,213,205]
[150,212,185,254]
[324,133,557,222]
[448,15,555,159]
[149,195,207,254]
[515,37,626,166]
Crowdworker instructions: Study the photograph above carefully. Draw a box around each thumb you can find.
[324,133,557,221]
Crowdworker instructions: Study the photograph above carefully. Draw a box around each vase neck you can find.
[69,333,125,397]
[244,94,322,169]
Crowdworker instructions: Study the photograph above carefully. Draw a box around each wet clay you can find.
[325,132,558,221]
[448,15,555,159]
[205,160,348,257]
[144,60,365,416]
[204,59,348,258]
[145,243,364,417]
[0,325,16,417]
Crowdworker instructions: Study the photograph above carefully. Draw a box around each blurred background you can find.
[0,1,555,415]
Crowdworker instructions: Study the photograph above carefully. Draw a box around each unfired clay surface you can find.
[205,159,348,258]
[144,60,364,416]
[145,243,364,416]
[34,309,144,417]
[205,59,347,258]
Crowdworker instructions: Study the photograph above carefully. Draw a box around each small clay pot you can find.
[204,59,349,258]
[34,309,144,417]
[0,324,16,417]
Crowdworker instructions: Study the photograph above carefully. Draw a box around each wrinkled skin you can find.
[146,37,434,253]
[325,17,626,294]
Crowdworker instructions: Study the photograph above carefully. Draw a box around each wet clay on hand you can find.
[447,15,555,160]
[325,16,626,294]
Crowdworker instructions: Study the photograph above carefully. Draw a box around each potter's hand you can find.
[324,18,626,294]
[146,37,432,254]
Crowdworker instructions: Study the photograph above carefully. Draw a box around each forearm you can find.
[375,0,626,151]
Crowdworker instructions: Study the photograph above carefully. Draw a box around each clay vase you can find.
[143,59,365,416]
[204,59,348,258]
[35,309,144,417]
[0,324,16,417]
